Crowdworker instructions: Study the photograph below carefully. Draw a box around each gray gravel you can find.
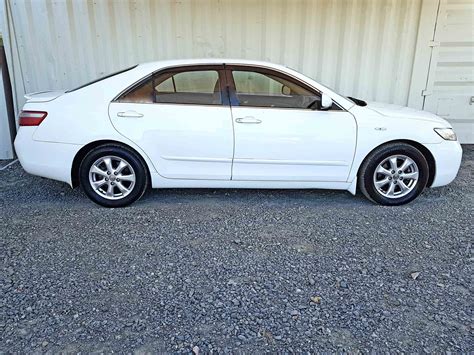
[1,146,473,353]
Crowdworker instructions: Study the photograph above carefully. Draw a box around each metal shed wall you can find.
[3,0,423,110]
[423,0,474,142]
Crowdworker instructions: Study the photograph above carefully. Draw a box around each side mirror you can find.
[321,93,333,110]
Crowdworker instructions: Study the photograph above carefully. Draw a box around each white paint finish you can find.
[423,0,474,143]
[2,0,423,111]
[24,90,66,102]
[231,106,356,181]
[14,127,80,185]
[233,159,349,167]
[424,140,463,187]
[109,102,234,180]
[367,101,454,123]
[148,172,353,191]
[13,59,462,201]
[345,103,460,184]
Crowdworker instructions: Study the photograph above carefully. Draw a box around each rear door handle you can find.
[117,111,144,118]
[235,116,262,124]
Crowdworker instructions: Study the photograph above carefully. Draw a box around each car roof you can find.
[138,58,289,71]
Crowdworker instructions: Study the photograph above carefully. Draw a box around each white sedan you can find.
[15,59,462,207]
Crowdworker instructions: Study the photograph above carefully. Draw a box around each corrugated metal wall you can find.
[423,0,474,142]
[3,0,423,110]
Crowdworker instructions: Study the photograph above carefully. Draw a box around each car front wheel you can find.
[358,143,430,205]
[79,144,148,207]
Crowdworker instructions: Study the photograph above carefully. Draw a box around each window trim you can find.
[112,64,229,106]
[225,65,345,111]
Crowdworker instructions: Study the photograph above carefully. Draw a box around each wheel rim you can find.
[88,155,136,200]
[373,154,419,199]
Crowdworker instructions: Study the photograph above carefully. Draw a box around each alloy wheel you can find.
[372,154,419,199]
[88,155,136,200]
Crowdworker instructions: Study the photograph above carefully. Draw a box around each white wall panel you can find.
[3,0,424,110]
[424,0,474,143]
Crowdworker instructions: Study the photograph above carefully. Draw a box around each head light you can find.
[434,128,457,141]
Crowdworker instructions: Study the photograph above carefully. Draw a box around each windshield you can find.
[312,81,367,107]
[294,69,368,107]
[311,81,367,106]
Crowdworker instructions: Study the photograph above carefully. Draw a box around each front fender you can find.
[348,106,445,183]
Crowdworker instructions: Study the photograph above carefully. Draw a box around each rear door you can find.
[227,66,357,182]
[109,65,234,180]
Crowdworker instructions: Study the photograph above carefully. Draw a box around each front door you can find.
[227,66,357,182]
[109,65,234,180]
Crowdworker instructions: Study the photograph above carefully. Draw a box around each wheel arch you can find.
[357,139,436,188]
[71,140,152,188]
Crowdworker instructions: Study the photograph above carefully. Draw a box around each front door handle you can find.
[117,111,144,118]
[235,116,262,124]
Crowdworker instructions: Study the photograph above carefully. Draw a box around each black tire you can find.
[358,142,429,206]
[79,144,148,207]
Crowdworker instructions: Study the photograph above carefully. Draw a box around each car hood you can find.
[366,102,449,126]
[24,90,66,103]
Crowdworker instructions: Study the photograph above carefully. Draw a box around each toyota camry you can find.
[14,59,462,207]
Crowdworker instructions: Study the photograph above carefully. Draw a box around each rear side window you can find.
[231,69,320,109]
[117,69,222,105]
[67,65,137,92]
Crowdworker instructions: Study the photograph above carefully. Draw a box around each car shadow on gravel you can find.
[139,187,370,206]
[0,152,468,209]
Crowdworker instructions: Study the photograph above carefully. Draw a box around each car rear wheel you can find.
[79,145,148,207]
[358,143,429,205]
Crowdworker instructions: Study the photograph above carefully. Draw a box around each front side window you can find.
[231,70,320,109]
[117,69,222,105]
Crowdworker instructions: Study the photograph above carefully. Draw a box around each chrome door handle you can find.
[117,111,144,118]
[235,116,262,124]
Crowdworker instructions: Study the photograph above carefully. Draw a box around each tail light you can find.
[19,111,48,126]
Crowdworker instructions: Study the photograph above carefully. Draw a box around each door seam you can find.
[224,65,237,181]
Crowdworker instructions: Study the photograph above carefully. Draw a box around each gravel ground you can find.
[1,146,473,353]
